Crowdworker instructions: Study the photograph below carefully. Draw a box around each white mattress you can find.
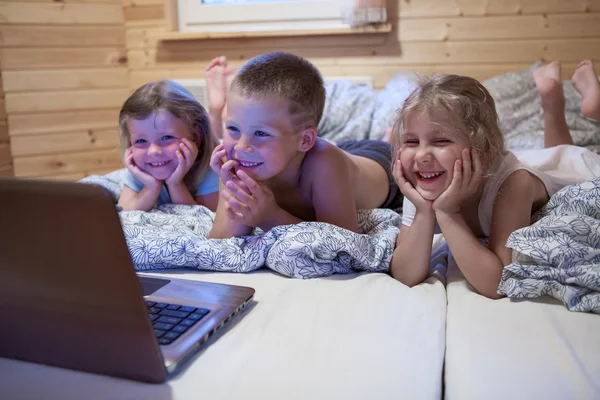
[0,269,447,400]
[445,257,600,399]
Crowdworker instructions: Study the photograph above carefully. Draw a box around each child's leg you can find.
[205,56,235,139]
[533,61,574,147]
[571,60,600,121]
[382,127,393,143]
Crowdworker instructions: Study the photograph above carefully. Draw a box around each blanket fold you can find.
[80,170,400,278]
[498,178,600,313]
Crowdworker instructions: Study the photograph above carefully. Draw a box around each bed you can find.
[0,268,447,399]
[445,259,600,399]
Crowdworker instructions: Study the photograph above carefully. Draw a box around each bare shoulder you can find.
[302,138,350,177]
[497,169,534,198]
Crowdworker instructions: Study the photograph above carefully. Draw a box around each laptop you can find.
[0,178,255,383]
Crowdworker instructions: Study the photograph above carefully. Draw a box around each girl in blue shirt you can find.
[117,80,220,211]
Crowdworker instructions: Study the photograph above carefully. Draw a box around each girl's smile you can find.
[400,112,466,201]
[127,109,196,181]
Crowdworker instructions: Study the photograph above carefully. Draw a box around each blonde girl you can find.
[390,74,600,298]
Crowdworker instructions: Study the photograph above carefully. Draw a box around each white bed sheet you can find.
[1,269,446,400]
[445,257,600,400]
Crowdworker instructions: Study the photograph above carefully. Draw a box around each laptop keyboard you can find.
[146,301,210,345]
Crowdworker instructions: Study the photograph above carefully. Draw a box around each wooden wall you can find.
[0,0,128,180]
[0,71,11,177]
[124,0,600,91]
[2,0,600,179]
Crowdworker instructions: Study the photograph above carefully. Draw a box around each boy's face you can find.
[222,93,305,181]
[399,111,467,201]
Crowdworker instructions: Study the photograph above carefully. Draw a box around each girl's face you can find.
[127,109,197,181]
[399,111,468,201]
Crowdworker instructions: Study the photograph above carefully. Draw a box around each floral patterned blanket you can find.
[498,178,600,313]
[80,169,399,278]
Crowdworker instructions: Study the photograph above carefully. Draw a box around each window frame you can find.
[176,0,346,33]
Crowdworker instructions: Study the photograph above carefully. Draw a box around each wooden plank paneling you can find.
[13,149,122,177]
[0,3,124,24]
[0,142,12,162]
[11,0,121,3]
[10,128,119,157]
[397,0,600,18]
[6,88,129,114]
[0,47,127,70]
[398,14,600,42]
[0,96,6,119]
[37,172,88,181]
[0,163,13,177]
[0,120,8,141]
[126,38,600,70]
[0,25,125,47]
[126,27,389,50]
[8,109,120,136]
[123,3,164,22]
[333,39,600,65]
[3,68,128,92]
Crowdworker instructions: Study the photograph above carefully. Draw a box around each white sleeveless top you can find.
[401,145,600,238]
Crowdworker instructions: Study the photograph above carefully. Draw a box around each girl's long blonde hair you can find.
[118,80,218,192]
[391,74,506,177]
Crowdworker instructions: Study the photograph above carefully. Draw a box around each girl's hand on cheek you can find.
[432,148,482,214]
[124,148,160,189]
[393,149,432,213]
[166,139,198,186]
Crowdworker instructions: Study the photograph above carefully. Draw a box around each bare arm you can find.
[118,184,161,211]
[390,211,436,286]
[167,182,198,206]
[195,192,219,212]
[308,148,358,232]
[437,170,535,298]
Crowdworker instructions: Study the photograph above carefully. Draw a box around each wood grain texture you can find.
[3,68,128,93]
[10,128,119,157]
[6,88,129,114]
[8,109,120,136]
[0,2,124,24]
[13,148,122,177]
[0,25,126,47]
[3,0,600,179]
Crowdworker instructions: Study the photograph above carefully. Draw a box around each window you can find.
[177,0,346,33]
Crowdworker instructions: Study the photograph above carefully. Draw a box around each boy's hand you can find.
[124,148,161,189]
[221,170,277,227]
[210,143,251,194]
[209,143,228,175]
[433,148,482,214]
[393,149,432,212]
[166,138,198,186]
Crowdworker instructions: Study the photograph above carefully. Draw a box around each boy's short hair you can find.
[230,52,326,130]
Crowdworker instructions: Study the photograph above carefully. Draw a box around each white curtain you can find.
[343,0,387,27]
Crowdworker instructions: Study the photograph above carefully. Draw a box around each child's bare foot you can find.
[534,61,564,111]
[571,60,600,121]
[534,61,573,147]
[205,56,229,117]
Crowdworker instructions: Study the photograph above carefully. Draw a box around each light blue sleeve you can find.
[123,170,143,193]
[195,169,219,196]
